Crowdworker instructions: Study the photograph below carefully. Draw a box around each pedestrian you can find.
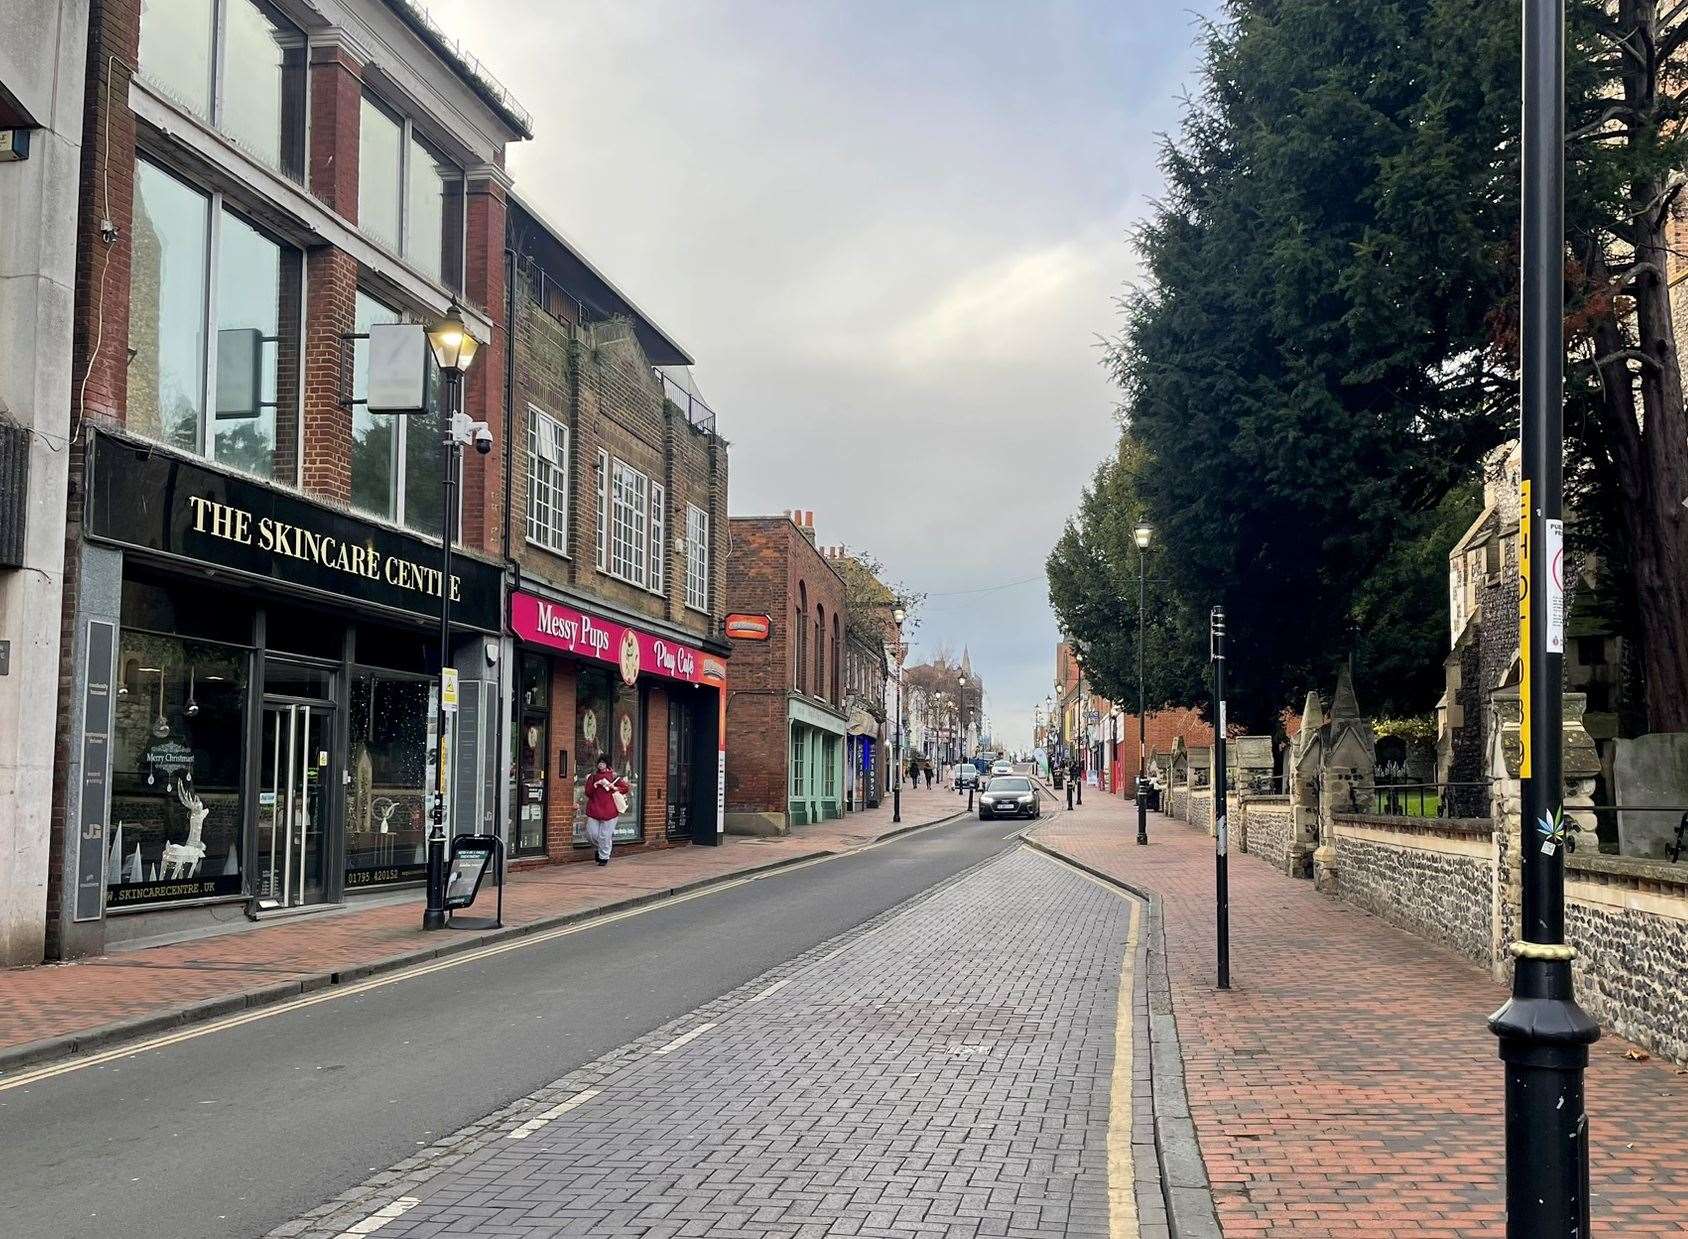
[583,754,630,866]
[923,763,933,789]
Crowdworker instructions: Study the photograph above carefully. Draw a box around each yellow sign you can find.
[1518,480,1531,779]
[441,668,459,713]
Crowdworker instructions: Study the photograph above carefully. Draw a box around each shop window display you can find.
[516,654,549,855]
[572,667,642,845]
[109,637,248,906]
[345,669,433,888]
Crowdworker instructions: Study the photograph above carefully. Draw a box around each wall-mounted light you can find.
[0,130,31,163]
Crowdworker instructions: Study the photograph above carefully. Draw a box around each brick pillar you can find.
[308,41,363,222]
[71,0,142,430]
[459,167,509,556]
[301,248,358,501]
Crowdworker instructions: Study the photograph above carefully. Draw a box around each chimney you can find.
[798,510,817,544]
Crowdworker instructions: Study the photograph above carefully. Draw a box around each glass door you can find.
[666,701,694,840]
[256,702,332,909]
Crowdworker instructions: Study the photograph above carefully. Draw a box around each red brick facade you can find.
[723,517,847,820]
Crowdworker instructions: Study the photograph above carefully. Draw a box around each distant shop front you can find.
[508,588,726,863]
[54,432,504,957]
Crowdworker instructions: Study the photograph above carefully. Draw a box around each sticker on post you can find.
[1545,518,1565,655]
[1217,815,1228,856]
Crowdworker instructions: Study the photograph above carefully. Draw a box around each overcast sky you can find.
[435,0,1216,750]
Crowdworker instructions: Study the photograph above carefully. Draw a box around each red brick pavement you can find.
[1033,792,1688,1237]
[0,783,965,1061]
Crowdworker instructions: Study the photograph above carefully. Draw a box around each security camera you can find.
[473,425,494,456]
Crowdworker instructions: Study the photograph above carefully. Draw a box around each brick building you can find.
[723,513,848,833]
[45,0,529,958]
[503,194,731,866]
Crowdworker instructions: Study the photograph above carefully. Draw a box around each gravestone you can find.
[1612,733,1688,859]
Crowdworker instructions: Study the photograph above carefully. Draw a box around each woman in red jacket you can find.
[583,753,630,865]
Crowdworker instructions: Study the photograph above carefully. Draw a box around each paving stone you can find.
[278,850,1139,1237]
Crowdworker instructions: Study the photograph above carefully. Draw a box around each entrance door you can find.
[666,701,694,840]
[257,702,332,909]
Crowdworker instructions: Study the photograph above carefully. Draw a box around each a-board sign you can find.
[444,838,495,910]
[723,613,772,641]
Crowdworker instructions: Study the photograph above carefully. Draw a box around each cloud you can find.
[429,0,1213,749]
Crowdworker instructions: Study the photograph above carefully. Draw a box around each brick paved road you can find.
[282,849,1140,1239]
[1034,796,1688,1237]
[0,783,965,1061]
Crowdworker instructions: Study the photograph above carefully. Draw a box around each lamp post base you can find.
[892,785,901,824]
[423,831,448,931]
[1488,956,1600,1236]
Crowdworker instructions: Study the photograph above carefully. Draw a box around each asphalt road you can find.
[0,809,1019,1239]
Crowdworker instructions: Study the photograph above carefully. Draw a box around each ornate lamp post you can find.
[422,305,484,931]
[1135,523,1152,844]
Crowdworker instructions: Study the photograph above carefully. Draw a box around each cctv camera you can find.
[474,425,494,456]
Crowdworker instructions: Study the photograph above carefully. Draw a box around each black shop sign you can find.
[85,433,501,632]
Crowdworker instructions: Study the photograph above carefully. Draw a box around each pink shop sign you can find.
[510,591,706,686]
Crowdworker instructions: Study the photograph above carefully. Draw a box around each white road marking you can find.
[1110,902,1143,1238]
[749,976,795,1003]
[506,1088,600,1140]
[339,1196,419,1235]
[652,1021,717,1055]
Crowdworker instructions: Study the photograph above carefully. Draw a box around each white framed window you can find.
[526,407,569,554]
[358,94,465,292]
[685,504,710,613]
[649,483,666,597]
[610,460,649,586]
[595,449,609,570]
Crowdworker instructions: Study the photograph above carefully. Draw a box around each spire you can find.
[1330,664,1362,720]
[961,647,973,675]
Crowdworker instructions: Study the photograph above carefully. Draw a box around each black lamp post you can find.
[959,673,973,811]
[1487,4,1598,1231]
[423,305,480,932]
[1211,605,1229,990]
[892,602,906,823]
[1135,523,1152,844]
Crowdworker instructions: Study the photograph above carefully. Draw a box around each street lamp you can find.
[960,673,974,811]
[892,602,906,823]
[1486,6,1598,1233]
[422,304,486,932]
[1135,523,1152,845]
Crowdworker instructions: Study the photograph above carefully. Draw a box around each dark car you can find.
[955,764,980,790]
[978,775,1039,821]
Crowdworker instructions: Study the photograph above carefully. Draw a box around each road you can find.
[0,809,1021,1239]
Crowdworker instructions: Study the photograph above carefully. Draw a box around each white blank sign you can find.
[368,322,429,413]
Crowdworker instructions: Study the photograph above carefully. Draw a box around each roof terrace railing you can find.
[660,372,718,434]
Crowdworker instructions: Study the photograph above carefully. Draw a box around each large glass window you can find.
[349,291,447,538]
[129,160,301,480]
[572,668,643,845]
[139,0,214,117]
[359,97,464,290]
[139,0,304,179]
[129,161,209,455]
[109,634,249,907]
[359,98,404,253]
[345,669,433,888]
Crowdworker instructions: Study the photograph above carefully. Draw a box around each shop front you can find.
[56,432,504,956]
[845,709,881,811]
[508,589,726,862]
[788,696,848,825]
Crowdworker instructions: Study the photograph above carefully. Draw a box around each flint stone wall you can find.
[1188,787,1213,835]
[1241,796,1294,873]
[1333,815,1494,967]
[1169,786,1189,823]
[1566,854,1688,1066]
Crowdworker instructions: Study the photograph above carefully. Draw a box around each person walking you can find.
[583,754,630,866]
[923,763,933,789]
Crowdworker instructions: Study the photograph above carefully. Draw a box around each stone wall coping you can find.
[1568,851,1688,891]
[1238,793,1290,805]
[1332,813,1492,838]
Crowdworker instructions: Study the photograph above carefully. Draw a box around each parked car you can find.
[955,764,980,790]
[978,775,1039,820]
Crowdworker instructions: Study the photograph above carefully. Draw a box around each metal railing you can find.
[1371,782,1489,819]
[659,372,718,433]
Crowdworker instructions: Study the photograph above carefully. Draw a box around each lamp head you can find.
[1134,523,1153,550]
[427,304,480,374]
[892,603,906,624]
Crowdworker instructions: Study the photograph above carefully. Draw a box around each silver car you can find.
[978,775,1039,820]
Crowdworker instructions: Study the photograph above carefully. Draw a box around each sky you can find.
[433,0,1217,751]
